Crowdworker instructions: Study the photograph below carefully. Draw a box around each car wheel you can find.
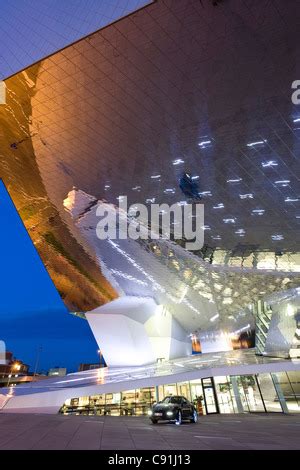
[151,418,158,424]
[190,410,198,423]
[175,410,182,426]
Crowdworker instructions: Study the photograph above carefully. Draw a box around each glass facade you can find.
[272,372,300,412]
[60,371,300,416]
[61,387,156,416]
[232,375,266,412]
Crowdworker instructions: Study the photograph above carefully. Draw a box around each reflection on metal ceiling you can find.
[0,0,299,320]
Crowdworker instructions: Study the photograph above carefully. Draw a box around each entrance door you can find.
[202,378,219,414]
[213,376,236,413]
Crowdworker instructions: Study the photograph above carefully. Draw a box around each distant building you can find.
[0,352,29,377]
[48,367,67,377]
[78,363,104,372]
[3,352,13,365]
[0,352,46,387]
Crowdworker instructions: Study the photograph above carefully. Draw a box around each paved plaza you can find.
[0,413,299,450]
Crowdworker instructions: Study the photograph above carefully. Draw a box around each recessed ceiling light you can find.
[285,197,299,202]
[275,180,290,185]
[198,140,212,148]
[210,314,220,322]
[172,159,184,166]
[227,178,242,183]
[223,218,236,224]
[262,160,278,168]
[271,234,284,241]
[247,140,267,147]
[252,209,265,215]
[151,175,161,179]
[164,188,176,194]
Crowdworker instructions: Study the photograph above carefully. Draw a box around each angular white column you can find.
[85,297,191,367]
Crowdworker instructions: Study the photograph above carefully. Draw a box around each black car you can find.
[148,395,198,425]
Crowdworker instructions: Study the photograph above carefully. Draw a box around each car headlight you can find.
[147,410,153,416]
[166,411,173,416]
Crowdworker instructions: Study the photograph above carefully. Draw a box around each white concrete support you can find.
[85,297,191,367]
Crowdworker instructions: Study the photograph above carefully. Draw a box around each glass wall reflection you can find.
[60,371,300,416]
[273,372,300,412]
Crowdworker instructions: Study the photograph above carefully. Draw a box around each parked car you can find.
[148,395,198,425]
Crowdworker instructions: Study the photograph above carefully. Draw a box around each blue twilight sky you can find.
[0,0,152,79]
[0,180,99,372]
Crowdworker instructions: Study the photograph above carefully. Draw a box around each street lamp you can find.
[7,362,21,387]
[31,346,42,386]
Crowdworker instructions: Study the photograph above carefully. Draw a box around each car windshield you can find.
[161,396,182,404]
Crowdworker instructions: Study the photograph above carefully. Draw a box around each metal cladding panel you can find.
[0,0,299,326]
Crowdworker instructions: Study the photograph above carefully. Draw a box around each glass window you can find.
[121,390,136,415]
[136,387,155,415]
[257,374,281,412]
[163,384,177,397]
[88,394,105,415]
[234,375,265,412]
[287,371,300,407]
[161,396,182,404]
[275,372,300,412]
[177,382,191,400]
[158,385,164,402]
[105,392,121,416]
[214,376,237,414]
[189,380,205,414]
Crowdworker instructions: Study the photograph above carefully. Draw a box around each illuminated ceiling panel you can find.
[65,189,300,333]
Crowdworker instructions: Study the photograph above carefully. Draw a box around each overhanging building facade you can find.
[0,0,300,414]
